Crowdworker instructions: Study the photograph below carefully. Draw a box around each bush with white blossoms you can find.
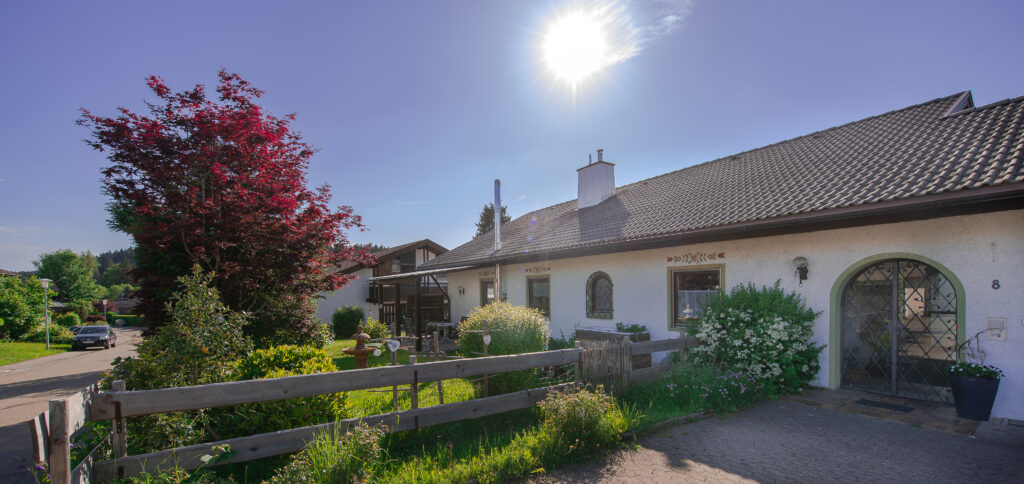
[686,282,823,394]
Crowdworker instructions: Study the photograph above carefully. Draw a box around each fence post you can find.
[432,330,445,405]
[390,344,400,412]
[574,341,582,386]
[47,399,71,484]
[409,355,419,432]
[112,380,128,460]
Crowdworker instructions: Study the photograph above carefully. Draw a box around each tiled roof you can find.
[334,239,447,273]
[424,91,1024,270]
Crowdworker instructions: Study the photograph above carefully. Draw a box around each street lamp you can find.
[102,299,108,319]
[40,279,52,350]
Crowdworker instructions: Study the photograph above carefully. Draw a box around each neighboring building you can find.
[0,268,19,277]
[419,91,1024,420]
[317,239,448,331]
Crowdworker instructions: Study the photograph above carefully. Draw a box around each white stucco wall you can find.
[317,268,376,326]
[445,209,1024,420]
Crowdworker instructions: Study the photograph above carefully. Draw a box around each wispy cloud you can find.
[598,0,696,66]
[515,194,528,202]
[395,200,431,206]
[0,177,6,183]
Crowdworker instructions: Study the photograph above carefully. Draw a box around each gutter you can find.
[422,183,1024,271]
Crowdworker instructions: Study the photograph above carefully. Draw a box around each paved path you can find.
[0,327,142,483]
[534,399,1024,483]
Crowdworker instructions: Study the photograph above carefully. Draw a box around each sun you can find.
[542,10,609,90]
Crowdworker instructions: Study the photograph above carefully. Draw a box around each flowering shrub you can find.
[947,362,1003,380]
[687,282,823,394]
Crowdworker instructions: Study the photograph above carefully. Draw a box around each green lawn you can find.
[325,339,476,417]
[0,342,71,366]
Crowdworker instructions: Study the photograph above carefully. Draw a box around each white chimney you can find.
[577,149,615,209]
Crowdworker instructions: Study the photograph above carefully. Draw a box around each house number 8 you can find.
[992,280,1000,290]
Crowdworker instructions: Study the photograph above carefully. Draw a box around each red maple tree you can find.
[79,70,373,345]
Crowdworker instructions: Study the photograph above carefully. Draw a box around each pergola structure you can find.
[369,265,471,351]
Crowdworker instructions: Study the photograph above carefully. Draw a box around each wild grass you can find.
[0,341,70,366]
[623,362,768,432]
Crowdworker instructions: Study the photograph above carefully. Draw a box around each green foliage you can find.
[458,302,550,394]
[0,275,47,340]
[251,296,331,349]
[20,325,75,345]
[55,312,81,327]
[212,345,348,439]
[34,249,102,302]
[537,386,634,461]
[100,282,137,301]
[623,363,768,431]
[331,305,364,339]
[267,423,386,484]
[362,316,389,339]
[85,315,107,323]
[547,330,575,350]
[614,322,647,333]
[116,314,145,326]
[67,300,92,320]
[474,203,512,237]
[376,389,634,483]
[115,266,252,390]
[686,281,823,394]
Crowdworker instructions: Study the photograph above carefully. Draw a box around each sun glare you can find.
[543,11,609,90]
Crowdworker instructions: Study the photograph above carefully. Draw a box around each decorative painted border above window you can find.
[586,271,613,319]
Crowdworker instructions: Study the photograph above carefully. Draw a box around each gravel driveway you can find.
[0,327,142,483]
[532,399,1024,483]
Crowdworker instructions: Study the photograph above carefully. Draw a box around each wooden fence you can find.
[30,336,689,483]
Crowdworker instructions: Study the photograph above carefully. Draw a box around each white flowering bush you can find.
[687,282,823,394]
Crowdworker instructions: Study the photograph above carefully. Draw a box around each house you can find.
[418,91,1024,420]
[317,239,449,338]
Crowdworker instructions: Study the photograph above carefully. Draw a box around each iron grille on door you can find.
[841,259,958,403]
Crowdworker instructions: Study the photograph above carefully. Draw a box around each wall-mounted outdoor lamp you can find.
[793,256,809,286]
[457,286,465,296]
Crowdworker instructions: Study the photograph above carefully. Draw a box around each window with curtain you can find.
[480,279,495,306]
[528,277,550,316]
[671,268,721,327]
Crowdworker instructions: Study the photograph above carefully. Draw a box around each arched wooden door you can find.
[841,259,958,403]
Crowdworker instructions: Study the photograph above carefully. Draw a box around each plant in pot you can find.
[947,330,1004,421]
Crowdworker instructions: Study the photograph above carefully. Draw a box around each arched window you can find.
[586,271,613,319]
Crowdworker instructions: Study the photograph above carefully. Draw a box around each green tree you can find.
[34,250,101,302]
[474,203,511,237]
[116,266,252,389]
[0,276,49,340]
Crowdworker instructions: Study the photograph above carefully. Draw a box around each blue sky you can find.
[1,1,1022,271]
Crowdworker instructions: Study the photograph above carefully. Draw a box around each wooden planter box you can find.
[575,327,652,370]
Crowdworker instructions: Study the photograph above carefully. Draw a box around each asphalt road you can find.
[0,327,142,483]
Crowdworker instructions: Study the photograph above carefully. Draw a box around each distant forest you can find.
[95,248,135,285]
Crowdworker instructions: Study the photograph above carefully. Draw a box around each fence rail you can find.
[32,335,690,483]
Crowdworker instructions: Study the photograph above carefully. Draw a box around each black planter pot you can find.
[950,375,1000,421]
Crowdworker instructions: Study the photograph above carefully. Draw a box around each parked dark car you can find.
[71,325,116,350]
[68,326,83,335]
